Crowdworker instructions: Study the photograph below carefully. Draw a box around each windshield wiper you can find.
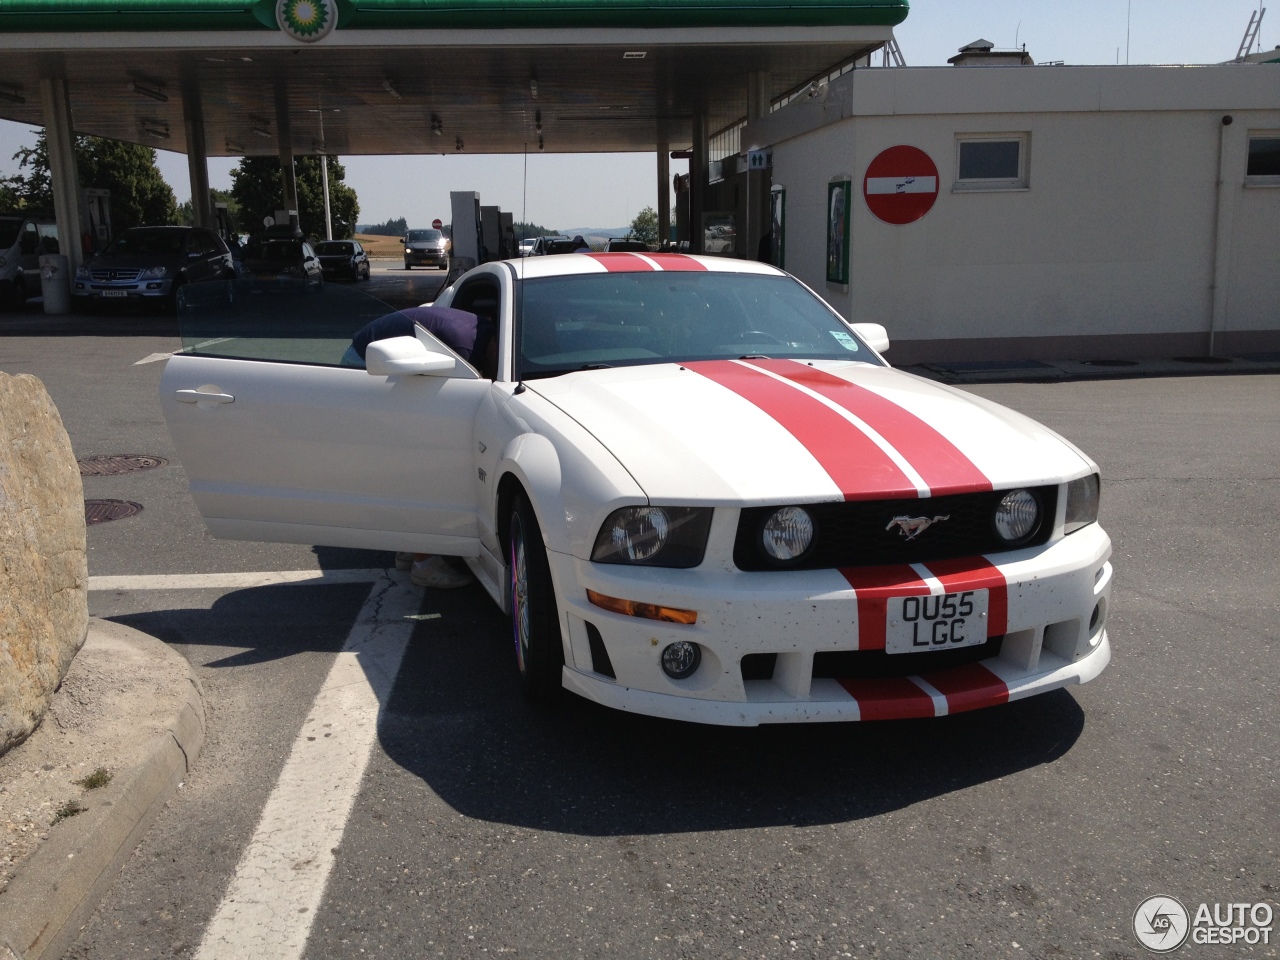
[738,354,771,360]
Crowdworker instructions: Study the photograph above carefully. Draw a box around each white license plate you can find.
[101,290,128,298]
[885,589,989,654]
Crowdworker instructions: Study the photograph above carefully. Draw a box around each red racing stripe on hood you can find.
[646,253,707,271]
[749,359,993,496]
[838,563,930,651]
[685,360,917,500]
[585,253,655,272]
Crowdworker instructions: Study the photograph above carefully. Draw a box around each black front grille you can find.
[733,486,1057,571]
[91,269,141,282]
[812,635,1004,680]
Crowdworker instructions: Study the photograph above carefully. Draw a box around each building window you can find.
[1246,135,1280,185]
[954,134,1028,190]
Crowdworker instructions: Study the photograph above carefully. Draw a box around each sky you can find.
[1,0,1270,230]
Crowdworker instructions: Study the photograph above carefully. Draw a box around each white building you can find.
[745,63,1280,363]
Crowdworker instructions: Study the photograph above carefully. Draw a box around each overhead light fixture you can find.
[430,114,443,136]
[141,121,170,139]
[455,136,464,152]
[225,140,244,153]
[130,81,168,103]
[252,125,272,138]
[383,79,401,99]
[623,51,647,59]
[0,84,24,104]
[530,78,538,99]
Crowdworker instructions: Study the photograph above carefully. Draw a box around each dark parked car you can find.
[314,240,370,281]
[1,215,60,310]
[241,238,324,290]
[603,238,650,252]
[73,225,233,311]
[528,236,577,256]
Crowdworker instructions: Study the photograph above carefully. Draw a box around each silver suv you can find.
[404,228,448,270]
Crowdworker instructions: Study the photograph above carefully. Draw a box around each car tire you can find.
[509,492,564,702]
[361,264,370,281]
[166,279,186,315]
[404,261,412,270]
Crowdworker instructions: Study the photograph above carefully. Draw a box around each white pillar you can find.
[275,83,298,230]
[657,139,670,248]
[38,76,85,272]
[320,155,332,240]
[690,115,707,255]
[183,82,212,229]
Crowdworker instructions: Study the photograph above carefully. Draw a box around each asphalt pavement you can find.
[0,278,1276,960]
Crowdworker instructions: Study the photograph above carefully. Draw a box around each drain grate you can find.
[85,499,144,524]
[78,454,168,477]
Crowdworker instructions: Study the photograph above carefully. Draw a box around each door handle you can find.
[175,389,234,404]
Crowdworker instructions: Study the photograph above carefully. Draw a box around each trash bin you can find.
[39,254,72,315]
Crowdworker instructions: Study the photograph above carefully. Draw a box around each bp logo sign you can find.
[276,0,337,42]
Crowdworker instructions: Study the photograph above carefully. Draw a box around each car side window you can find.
[19,223,39,255]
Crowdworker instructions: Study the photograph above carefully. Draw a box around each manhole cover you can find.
[78,454,168,477]
[84,499,144,524]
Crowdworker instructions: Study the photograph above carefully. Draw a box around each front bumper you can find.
[405,248,446,265]
[549,523,1113,726]
[73,277,172,300]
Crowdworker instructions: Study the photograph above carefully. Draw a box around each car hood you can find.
[526,359,1094,504]
[87,252,184,269]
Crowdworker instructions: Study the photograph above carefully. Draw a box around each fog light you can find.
[661,640,701,679]
[146,282,161,290]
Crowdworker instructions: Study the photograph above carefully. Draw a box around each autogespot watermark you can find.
[1133,896,1275,952]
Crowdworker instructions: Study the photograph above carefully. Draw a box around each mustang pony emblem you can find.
[885,514,950,540]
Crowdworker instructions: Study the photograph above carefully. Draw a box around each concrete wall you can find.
[750,65,1280,362]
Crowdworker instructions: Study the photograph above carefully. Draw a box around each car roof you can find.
[508,252,784,279]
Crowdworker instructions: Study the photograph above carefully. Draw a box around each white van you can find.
[0,216,60,309]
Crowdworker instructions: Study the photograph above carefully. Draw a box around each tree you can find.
[629,206,658,246]
[358,217,407,237]
[176,188,240,230]
[513,221,558,240]
[4,131,176,232]
[230,155,359,239]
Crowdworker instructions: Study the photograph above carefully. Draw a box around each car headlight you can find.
[74,265,89,279]
[1064,474,1100,534]
[993,488,1041,544]
[138,266,168,280]
[591,506,713,568]
[758,506,815,563]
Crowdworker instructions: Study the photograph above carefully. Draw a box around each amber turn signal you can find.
[586,589,698,625]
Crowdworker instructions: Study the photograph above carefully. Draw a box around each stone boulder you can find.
[0,373,88,756]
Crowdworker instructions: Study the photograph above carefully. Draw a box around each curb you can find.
[0,621,205,960]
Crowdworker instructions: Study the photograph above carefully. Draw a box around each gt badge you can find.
[885,514,949,540]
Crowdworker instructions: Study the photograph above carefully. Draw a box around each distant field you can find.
[354,234,404,258]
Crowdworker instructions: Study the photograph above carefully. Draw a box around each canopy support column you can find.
[38,76,84,272]
[275,82,299,231]
[690,115,707,255]
[657,139,670,248]
[182,80,212,229]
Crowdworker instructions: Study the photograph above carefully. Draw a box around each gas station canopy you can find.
[0,0,908,155]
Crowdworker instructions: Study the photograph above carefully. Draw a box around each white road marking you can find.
[88,569,387,591]
[194,571,422,960]
[134,352,174,365]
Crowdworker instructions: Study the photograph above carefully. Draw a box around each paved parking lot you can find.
[1,299,1276,959]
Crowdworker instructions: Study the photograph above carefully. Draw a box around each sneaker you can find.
[410,555,474,589]
[394,551,414,570]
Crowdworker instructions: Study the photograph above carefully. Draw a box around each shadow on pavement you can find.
[378,582,1086,836]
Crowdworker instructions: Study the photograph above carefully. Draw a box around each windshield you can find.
[244,241,303,261]
[315,241,354,255]
[0,220,21,248]
[515,271,882,380]
[406,229,442,243]
[105,229,185,256]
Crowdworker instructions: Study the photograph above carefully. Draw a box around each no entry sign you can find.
[432,218,443,229]
[864,145,939,225]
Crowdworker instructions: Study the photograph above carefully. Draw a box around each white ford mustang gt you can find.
[161,254,1112,725]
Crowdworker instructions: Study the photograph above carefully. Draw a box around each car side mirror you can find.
[851,322,890,353]
[365,336,457,376]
